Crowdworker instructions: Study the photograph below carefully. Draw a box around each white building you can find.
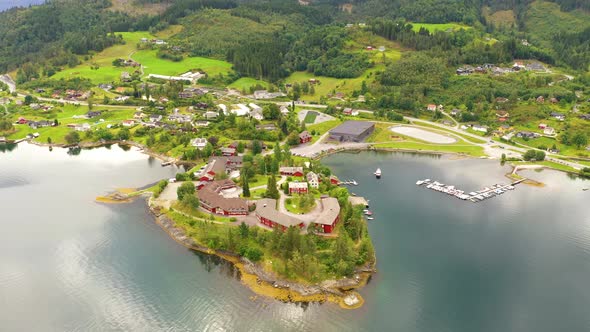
[218,104,228,115]
[248,103,262,111]
[191,138,208,149]
[306,172,319,189]
[250,109,264,121]
[231,104,250,117]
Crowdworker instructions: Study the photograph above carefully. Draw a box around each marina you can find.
[416,178,526,203]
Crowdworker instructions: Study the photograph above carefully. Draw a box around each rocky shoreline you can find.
[147,201,375,309]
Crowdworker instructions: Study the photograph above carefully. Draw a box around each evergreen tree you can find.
[264,175,280,199]
[242,175,250,197]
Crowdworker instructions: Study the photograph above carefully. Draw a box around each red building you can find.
[198,180,248,216]
[299,131,312,144]
[288,182,308,195]
[329,175,340,185]
[221,147,237,156]
[255,199,304,231]
[279,167,304,177]
[311,197,340,234]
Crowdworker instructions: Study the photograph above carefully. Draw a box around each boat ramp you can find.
[416,178,526,203]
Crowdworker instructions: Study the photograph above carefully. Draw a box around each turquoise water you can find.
[1,145,589,331]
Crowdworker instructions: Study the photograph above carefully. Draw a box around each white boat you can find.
[374,168,382,178]
[416,180,424,185]
[367,217,374,220]
[351,180,358,186]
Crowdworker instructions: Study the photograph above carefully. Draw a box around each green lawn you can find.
[303,111,318,124]
[7,104,135,143]
[410,23,472,33]
[307,119,342,142]
[227,77,268,90]
[284,195,316,214]
[132,50,233,77]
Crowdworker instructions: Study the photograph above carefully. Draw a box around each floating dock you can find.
[416,178,526,203]
[339,180,358,186]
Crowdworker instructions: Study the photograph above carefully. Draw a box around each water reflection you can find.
[0,143,17,153]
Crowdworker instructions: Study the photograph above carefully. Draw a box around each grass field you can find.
[285,70,377,102]
[307,119,342,142]
[7,104,135,143]
[227,77,269,91]
[51,26,233,84]
[304,111,318,124]
[410,23,472,33]
[132,50,233,77]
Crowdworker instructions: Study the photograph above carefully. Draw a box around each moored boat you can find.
[374,168,381,178]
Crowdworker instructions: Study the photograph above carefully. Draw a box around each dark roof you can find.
[329,121,374,136]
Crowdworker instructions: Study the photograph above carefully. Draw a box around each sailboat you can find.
[374,168,382,178]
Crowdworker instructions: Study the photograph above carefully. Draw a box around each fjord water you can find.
[1,145,589,332]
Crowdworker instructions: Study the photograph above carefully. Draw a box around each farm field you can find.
[410,23,472,32]
[132,50,233,77]
[227,77,269,91]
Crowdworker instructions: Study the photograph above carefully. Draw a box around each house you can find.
[149,114,163,122]
[526,62,545,71]
[437,104,444,111]
[516,131,539,139]
[343,108,359,116]
[299,131,312,144]
[306,172,319,189]
[427,104,437,112]
[496,97,509,103]
[250,109,264,121]
[228,141,239,149]
[194,121,210,127]
[120,72,131,82]
[280,167,304,177]
[218,104,227,115]
[248,103,262,112]
[329,121,375,142]
[329,175,340,185]
[198,180,248,216]
[311,197,340,234]
[86,111,102,119]
[256,124,277,131]
[0,137,6,143]
[538,123,547,129]
[191,138,208,149]
[74,123,91,132]
[122,120,135,127]
[198,156,243,182]
[28,120,53,129]
[579,114,590,121]
[471,125,488,133]
[231,104,250,117]
[204,111,218,120]
[252,90,286,99]
[16,118,28,124]
[366,46,374,51]
[550,97,558,104]
[450,109,461,116]
[289,182,308,195]
[168,114,193,123]
[550,112,565,121]
[543,127,555,135]
[280,105,290,115]
[496,110,510,118]
[221,147,237,156]
[536,96,545,103]
[513,61,525,70]
[255,199,304,231]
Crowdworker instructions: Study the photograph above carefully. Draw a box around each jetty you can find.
[416,178,526,203]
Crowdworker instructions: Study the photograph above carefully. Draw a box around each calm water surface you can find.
[1,145,589,331]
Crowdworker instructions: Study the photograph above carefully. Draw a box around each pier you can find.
[339,180,358,186]
[416,178,526,203]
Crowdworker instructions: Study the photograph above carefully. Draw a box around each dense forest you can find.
[0,0,588,82]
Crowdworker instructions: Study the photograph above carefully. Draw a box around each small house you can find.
[289,182,308,195]
[299,131,312,144]
[122,120,135,127]
[427,104,437,112]
[221,147,237,157]
[191,138,208,149]
[306,172,319,189]
[280,167,304,177]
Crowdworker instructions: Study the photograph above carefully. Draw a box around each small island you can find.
[119,152,377,308]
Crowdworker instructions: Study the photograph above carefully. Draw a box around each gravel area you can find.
[391,126,457,144]
[297,109,335,125]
